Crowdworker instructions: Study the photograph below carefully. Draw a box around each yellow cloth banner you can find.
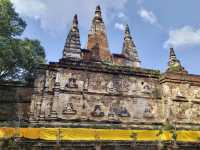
[0,128,199,142]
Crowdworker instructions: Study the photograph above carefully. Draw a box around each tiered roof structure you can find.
[63,15,81,59]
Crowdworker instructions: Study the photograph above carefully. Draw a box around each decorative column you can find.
[50,72,61,120]
[38,70,50,121]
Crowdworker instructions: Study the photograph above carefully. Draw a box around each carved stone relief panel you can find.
[137,80,154,96]
[66,78,78,89]
[170,84,191,100]
[118,106,130,117]
[44,70,57,91]
[79,100,88,119]
[30,95,43,120]
[108,104,118,121]
[58,94,81,120]
[143,103,157,119]
[110,101,130,118]
[106,81,117,94]
[132,98,152,120]
[86,96,160,122]
[88,73,107,93]
[62,71,85,91]
[191,103,200,121]
[184,103,200,122]
[91,105,105,117]
[127,78,138,95]
[118,77,130,92]
[170,102,189,120]
[191,86,200,100]
[174,87,185,98]
[63,103,77,115]
[162,84,171,97]
[106,75,131,94]
[98,99,131,123]
[34,74,45,92]
[171,101,200,123]
[83,77,89,91]
[194,90,200,99]
[85,95,106,120]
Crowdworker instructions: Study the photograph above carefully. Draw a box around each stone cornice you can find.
[160,72,200,86]
[38,59,160,79]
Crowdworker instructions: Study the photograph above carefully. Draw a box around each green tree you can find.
[0,0,46,81]
[0,0,26,37]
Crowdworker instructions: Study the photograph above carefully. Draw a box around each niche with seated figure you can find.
[91,105,104,117]
[63,103,77,115]
[66,78,78,89]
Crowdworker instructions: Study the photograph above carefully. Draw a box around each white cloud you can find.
[115,23,125,31]
[164,26,200,48]
[11,0,46,19]
[138,7,157,25]
[11,0,127,34]
[118,12,125,18]
[117,12,128,22]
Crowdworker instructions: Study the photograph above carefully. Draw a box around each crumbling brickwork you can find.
[0,81,32,124]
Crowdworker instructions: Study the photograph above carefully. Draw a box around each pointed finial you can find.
[125,24,130,36]
[169,47,176,58]
[169,47,178,65]
[72,14,78,31]
[95,5,102,19]
[73,14,78,25]
[96,5,101,13]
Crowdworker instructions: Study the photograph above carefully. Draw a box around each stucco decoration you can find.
[63,103,77,115]
[91,105,104,117]
[66,78,78,89]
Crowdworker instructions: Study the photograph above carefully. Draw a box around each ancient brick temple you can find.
[29,5,200,128]
[0,5,200,150]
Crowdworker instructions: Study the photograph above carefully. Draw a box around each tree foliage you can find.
[0,0,26,37]
[0,0,46,81]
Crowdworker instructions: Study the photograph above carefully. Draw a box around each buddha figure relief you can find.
[63,103,77,115]
[91,105,104,117]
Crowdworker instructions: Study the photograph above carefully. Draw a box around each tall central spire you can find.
[87,5,111,62]
[122,24,141,67]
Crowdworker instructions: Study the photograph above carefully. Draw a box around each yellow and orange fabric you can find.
[0,128,199,142]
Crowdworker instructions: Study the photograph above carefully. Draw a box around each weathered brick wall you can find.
[160,73,200,128]
[29,61,163,127]
[0,81,33,124]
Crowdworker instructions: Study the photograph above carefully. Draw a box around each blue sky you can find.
[11,0,200,74]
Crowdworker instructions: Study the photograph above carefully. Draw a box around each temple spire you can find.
[122,24,141,67]
[87,5,112,62]
[167,48,187,74]
[95,5,102,20]
[62,14,81,59]
[90,5,104,33]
